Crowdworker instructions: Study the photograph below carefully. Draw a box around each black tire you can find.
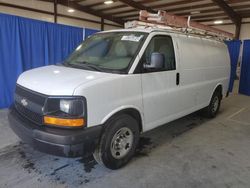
[93,114,140,170]
[203,90,222,118]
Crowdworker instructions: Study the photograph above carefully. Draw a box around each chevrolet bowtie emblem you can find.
[21,98,28,107]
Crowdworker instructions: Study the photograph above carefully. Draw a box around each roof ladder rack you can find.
[125,10,234,41]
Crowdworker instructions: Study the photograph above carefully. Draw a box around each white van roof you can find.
[99,27,228,43]
[99,28,155,34]
[98,28,222,43]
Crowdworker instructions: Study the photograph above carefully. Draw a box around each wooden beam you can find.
[211,0,241,24]
[54,0,57,23]
[101,18,104,31]
[139,0,162,3]
[60,0,124,25]
[196,12,250,23]
[195,17,229,23]
[208,21,250,26]
[100,0,205,12]
[118,0,156,13]
[114,2,215,17]
[110,0,205,16]
[117,1,249,20]
[212,0,242,39]
[86,1,104,8]
[108,0,249,17]
[178,4,248,16]
[192,11,250,20]
[101,5,126,12]
[235,22,241,39]
[191,13,226,20]
[227,0,250,4]
[0,2,122,28]
[189,16,229,22]
[0,2,54,15]
[59,14,121,27]
[241,12,250,18]
[151,0,206,9]
[71,0,85,2]
[38,0,124,25]
[151,4,247,20]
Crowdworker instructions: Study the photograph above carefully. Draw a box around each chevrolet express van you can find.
[9,28,230,169]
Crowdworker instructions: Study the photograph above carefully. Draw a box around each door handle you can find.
[176,73,180,85]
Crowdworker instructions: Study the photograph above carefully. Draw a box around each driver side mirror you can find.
[144,52,165,70]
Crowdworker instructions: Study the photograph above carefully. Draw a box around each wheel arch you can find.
[211,84,223,100]
[101,107,144,133]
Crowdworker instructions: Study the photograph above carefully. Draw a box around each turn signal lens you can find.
[44,116,84,127]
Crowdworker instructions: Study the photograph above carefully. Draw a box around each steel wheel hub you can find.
[212,96,219,113]
[110,127,134,159]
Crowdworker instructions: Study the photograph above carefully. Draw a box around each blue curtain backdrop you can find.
[239,40,250,96]
[84,28,99,39]
[225,40,241,92]
[0,13,84,108]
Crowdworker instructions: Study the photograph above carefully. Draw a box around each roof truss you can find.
[2,0,250,32]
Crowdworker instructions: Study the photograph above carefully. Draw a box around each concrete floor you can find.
[1,85,250,187]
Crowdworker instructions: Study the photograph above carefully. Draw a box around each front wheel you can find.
[93,114,139,169]
[203,90,222,118]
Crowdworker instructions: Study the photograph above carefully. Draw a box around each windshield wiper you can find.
[84,63,103,72]
[71,61,104,72]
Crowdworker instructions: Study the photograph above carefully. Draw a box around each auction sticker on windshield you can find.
[121,35,143,42]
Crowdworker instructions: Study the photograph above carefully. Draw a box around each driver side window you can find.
[143,35,176,72]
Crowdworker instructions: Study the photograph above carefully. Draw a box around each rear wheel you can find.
[93,114,139,169]
[203,90,222,118]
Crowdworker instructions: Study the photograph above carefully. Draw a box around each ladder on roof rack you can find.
[125,10,234,41]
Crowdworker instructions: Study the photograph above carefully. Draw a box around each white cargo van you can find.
[9,28,230,169]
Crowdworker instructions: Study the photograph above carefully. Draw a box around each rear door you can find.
[139,34,182,131]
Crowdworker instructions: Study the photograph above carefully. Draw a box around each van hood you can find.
[17,65,115,95]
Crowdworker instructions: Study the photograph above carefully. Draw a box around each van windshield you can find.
[64,32,147,73]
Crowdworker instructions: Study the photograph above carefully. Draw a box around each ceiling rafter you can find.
[175,13,227,20]
[124,8,250,21]
[111,2,213,16]
[211,0,242,39]
[38,0,124,25]
[114,0,250,20]
[114,3,216,17]
[208,21,250,26]
[69,0,85,2]
[99,0,205,12]
[148,0,207,9]
[134,4,247,20]
[211,0,241,24]
[118,0,156,13]
[195,13,250,22]
[85,1,105,8]
[194,17,229,22]
[180,11,249,20]
[10,0,250,33]
[102,0,249,19]
[60,0,124,24]
[104,5,127,11]
[0,1,120,28]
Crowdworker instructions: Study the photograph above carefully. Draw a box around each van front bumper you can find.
[8,106,102,157]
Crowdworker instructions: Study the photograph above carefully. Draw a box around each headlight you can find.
[43,97,87,128]
[59,99,84,116]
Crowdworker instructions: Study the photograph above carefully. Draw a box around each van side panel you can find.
[73,74,144,128]
[177,35,230,109]
[202,38,230,98]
